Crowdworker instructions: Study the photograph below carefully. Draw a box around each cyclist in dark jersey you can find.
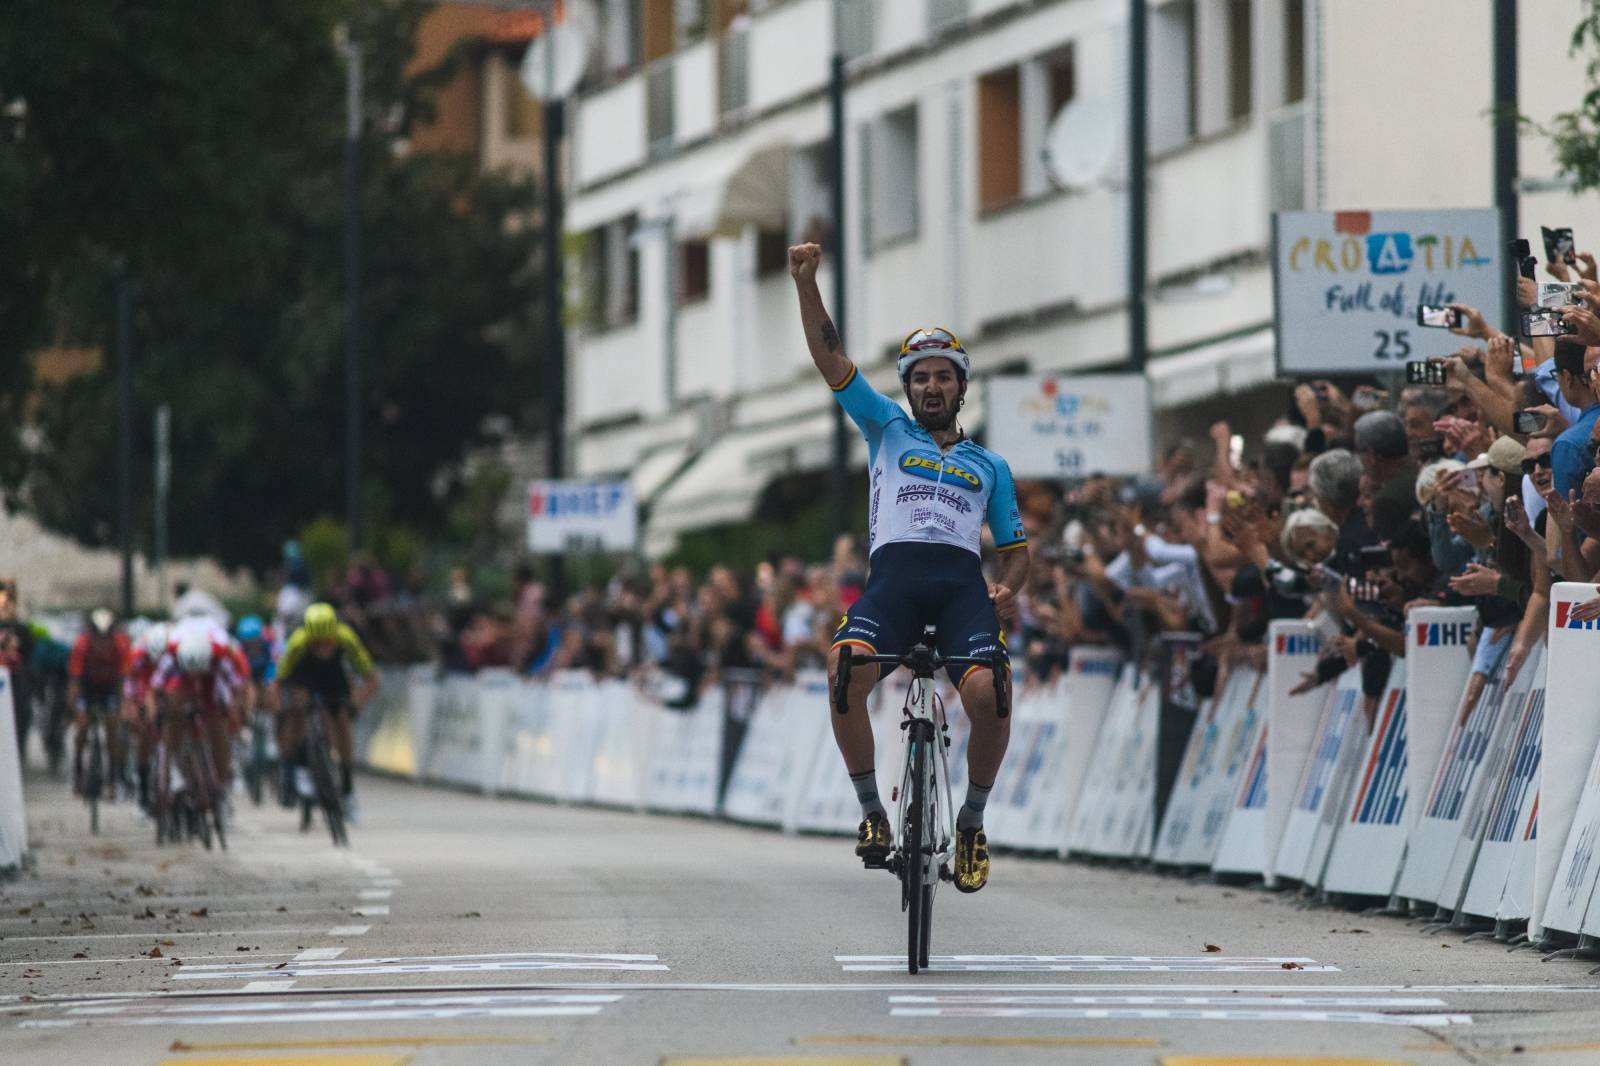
[789,242,1031,893]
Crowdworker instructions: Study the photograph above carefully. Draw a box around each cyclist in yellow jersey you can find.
[271,602,379,814]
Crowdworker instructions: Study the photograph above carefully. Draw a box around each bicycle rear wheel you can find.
[905,723,928,975]
[86,724,104,835]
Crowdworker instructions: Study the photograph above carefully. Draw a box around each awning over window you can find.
[1145,327,1276,410]
[675,142,791,238]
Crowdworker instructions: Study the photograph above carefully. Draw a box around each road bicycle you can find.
[154,702,227,850]
[239,703,276,807]
[833,626,1008,974]
[77,695,122,834]
[295,693,349,847]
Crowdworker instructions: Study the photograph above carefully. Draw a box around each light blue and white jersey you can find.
[832,365,1027,560]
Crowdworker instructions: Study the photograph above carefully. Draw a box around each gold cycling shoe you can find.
[954,827,989,893]
[855,810,892,865]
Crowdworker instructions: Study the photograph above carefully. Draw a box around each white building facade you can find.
[560,0,1598,556]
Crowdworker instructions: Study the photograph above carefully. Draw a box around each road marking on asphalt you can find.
[21,992,623,1028]
[1163,1059,1417,1066]
[351,906,389,916]
[0,906,344,924]
[797,1035,1162,1048]
[174,951,671,981]
[357,889,392,901]
[240,981,294,993]
[157,1055,408,1066]
[1,927,336,943]
[295,948,348,962]
[327,925,370,936]
[889,1006,1470,1025]
[162,1036,550,1052]
[836,954,1340,973]
[887,995,1448,1008]
[662,1058,903,1066]
[368,879,402,888]
[0,952,299,967]
[1404,1040,1600,1055]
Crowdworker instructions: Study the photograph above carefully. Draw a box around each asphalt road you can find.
[5,769,1600,1066]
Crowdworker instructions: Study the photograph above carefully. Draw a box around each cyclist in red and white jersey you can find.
[152,628,253,791]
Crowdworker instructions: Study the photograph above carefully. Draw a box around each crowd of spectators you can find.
[303,244,1600,722]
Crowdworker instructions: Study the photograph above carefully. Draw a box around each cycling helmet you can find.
[236,615,264,642]
[141,622,171,658]
[302,602,339,641]
[897,327,970,384]
[175,630,214,674]
[89,607,115,634]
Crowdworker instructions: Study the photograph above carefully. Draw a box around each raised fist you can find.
[789,242,822,283]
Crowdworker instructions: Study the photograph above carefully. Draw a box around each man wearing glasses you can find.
[788,242,1030,893]
[1550,345,1600,503]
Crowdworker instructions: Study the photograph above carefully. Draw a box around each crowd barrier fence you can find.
[355,593,1600,944]
[0,668,27,872]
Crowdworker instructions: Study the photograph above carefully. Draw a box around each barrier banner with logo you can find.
[361,666,422,777]
[1403,609,1477,832]
[1067,669,1144,855]
[1461,646,1545,920]
[1322,662,1409,896]
[474,669,515,797]
[1534,585,1600,937]
[1435,649,1543,916]
[1499,791,1540,925]
[0,668,27,871]
[723,674,830,830]
[589,683,658,810]
[644,686,725,816]
[499,679,558,798]
[424,674,487,788]
[1190,669,1265,868]
[1213,721,1270,877]
[1261,622,1327,882]
[1303,660,1402,893]
[1153,668,1249,867]
[1395,636,1512,907]
[985,678,1067,851]
[1275,666,1363,884]
[1055,649,1124,857]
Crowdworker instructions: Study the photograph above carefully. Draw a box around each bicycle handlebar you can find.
[832,642,1010,720]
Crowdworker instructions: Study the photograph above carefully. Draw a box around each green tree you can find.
[0,1,540,570]
[1538,2,1600,191]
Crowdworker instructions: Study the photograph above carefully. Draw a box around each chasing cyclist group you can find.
[64,600,377,828]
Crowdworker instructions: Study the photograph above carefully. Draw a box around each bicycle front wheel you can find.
[905,723,928,975]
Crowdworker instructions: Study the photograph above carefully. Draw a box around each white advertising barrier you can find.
[1322,661,1410,896]
[1395,634,1511,907]
[0,668,27,871]
[1402,609,1477,832]
[361,665,435,778]
[1186,669,1264,868]
[1303,660,1403,893]
[1066,668,1144,855]
[1499,792,1541,925]
[543,673,617,802]
[588,682,660,811]
[722,673,830,830]
[985,677,1067,850]
[1274,666,1362,884]
[423,673,488,788]
[1054,649,1124,856]
[499,679,558,798]
[1461,647,1546,921]
[1436,648,1543,916]
[644,684,725,816]
[474,669,515,798]
[1073,671,1159,859]
[1259,622,1327,881]
[1152,670,1244,865]
[1212,716,1269,878]
[1534,584,1600,937]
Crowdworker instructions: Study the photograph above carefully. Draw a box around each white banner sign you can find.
[986,374,1152,479]
[527,480,637,553]
[1272,208,1504,374]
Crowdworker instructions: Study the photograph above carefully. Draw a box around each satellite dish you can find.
[519,21,590,102]
[1042,96,1119,190]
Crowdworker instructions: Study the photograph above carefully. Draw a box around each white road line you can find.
[326,925,370,936]
[369,878,402,887]
[837,954,1328,963]
[22,1005,605,1027]
[888,1006,1473,1025]
[1,927,336,944]
[351,905,389,916]
[174,959,673,980]
[842,962,1343,973]
[0,953,298,968]
[887,994,1449,1007]
[65,993,623,1015]
[177,951,663,973]
[357,889,392,901]
[293,947,347,962]
[0,907,343,924]
[241,981,294,993]
[21,992,621,1028]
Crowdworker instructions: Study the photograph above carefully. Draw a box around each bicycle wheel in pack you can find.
[310,742,345,847]
[86,723,104,835]
[905,723,927,975]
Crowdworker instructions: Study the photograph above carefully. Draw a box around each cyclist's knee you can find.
[827,646,876,689]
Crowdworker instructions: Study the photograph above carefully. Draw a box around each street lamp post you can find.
[341,35,366,550]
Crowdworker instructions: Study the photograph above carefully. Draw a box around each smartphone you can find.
[1522,308,1578,337]
[1543,226,1577,266]
[1536,282,1583,309]
[1513,410,1548,434]
[1352,386,1389,413]
[1511,238,1538,280]
[1416,304,1459,328]
[1405,360,1448,386]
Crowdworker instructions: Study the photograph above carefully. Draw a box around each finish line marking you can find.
[174,951,672,981]
[887,994,1448,1008]
[20,992,623,1029]
[327,925,371,936]
[352,905,390,916]
[888,1006,1471,1026]
[836,954,1340,973]
[295,948,348,962]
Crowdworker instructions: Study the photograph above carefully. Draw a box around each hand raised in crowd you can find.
[1448,561,1501,598]
[787,242,822,283]
[1332,633,1359,666]
[1572,592,1600,624]
[1447,303,1492,341]
[1434,415,1492,458]
[1443,354,1473,391]
[1561,299,1600,346]
[1526,404,1567,440]
[1542,484,1579,535]
[1518,276,1538,309]
[1446,508,1494,551]
[1318,380,1353,427]
[1574,468,1600,539]
[1503,496,1541,549]
[1547,253,1573,283]
[1506,639,1534,684]
[1485,334,1517,382]
[1580,251,1599,283]
[1293,383,1323,430]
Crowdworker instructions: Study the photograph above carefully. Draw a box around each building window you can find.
[719,17,750,116]
[1151,0,1197,153]
[1044,41,1075,117]
[504,59,542,140]
[1227,0,1252,121]
[643,0,675,63]
[837,0,875,61]
[978,67,1021,212]
[790,142,834,247]
[647,61,675,157]
[678,239,710,303]
[756,229,790,277]
[927,0,968,35]
[603,0,642,78]
[1284,0,1305,105]
[862,104,920,250]
[583,216,640,331]
[677,0,708,44]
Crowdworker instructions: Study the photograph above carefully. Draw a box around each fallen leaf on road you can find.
[17,996,33,1003]
[135,885,158,897]
[170,958,183,966]
[235,946,250,952]
[188,908,208,918]
[272,962,288,970]
[454,911,482,919]
[1280,962,1303,970]
[134,907,156,920]
[159,939,174,947]
[72,952,88,959]
[275,906,288,913]
[145,947,162,958]
[1203,943,1221,953]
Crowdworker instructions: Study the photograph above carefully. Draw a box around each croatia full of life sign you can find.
[1272,208,1504,374]
[986,374,1152,478]
[527,480,638,553]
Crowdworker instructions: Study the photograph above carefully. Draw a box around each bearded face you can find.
[905,358,964,432]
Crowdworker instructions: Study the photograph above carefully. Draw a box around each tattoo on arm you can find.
[820,315,841,353]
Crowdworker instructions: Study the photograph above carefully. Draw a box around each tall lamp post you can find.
[1126,0,1148,374]
[339,31,366,550]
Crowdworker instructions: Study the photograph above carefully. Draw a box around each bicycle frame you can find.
[896,670,956,891]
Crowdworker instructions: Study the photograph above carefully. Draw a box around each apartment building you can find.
[559,0,1597,557]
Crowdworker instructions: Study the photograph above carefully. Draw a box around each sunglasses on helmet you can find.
[900,327,965,354]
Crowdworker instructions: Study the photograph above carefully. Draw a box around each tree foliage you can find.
[0,0,539,570]
[1539,1,1600,191]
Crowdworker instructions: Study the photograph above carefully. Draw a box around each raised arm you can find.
[789,243,852,388]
